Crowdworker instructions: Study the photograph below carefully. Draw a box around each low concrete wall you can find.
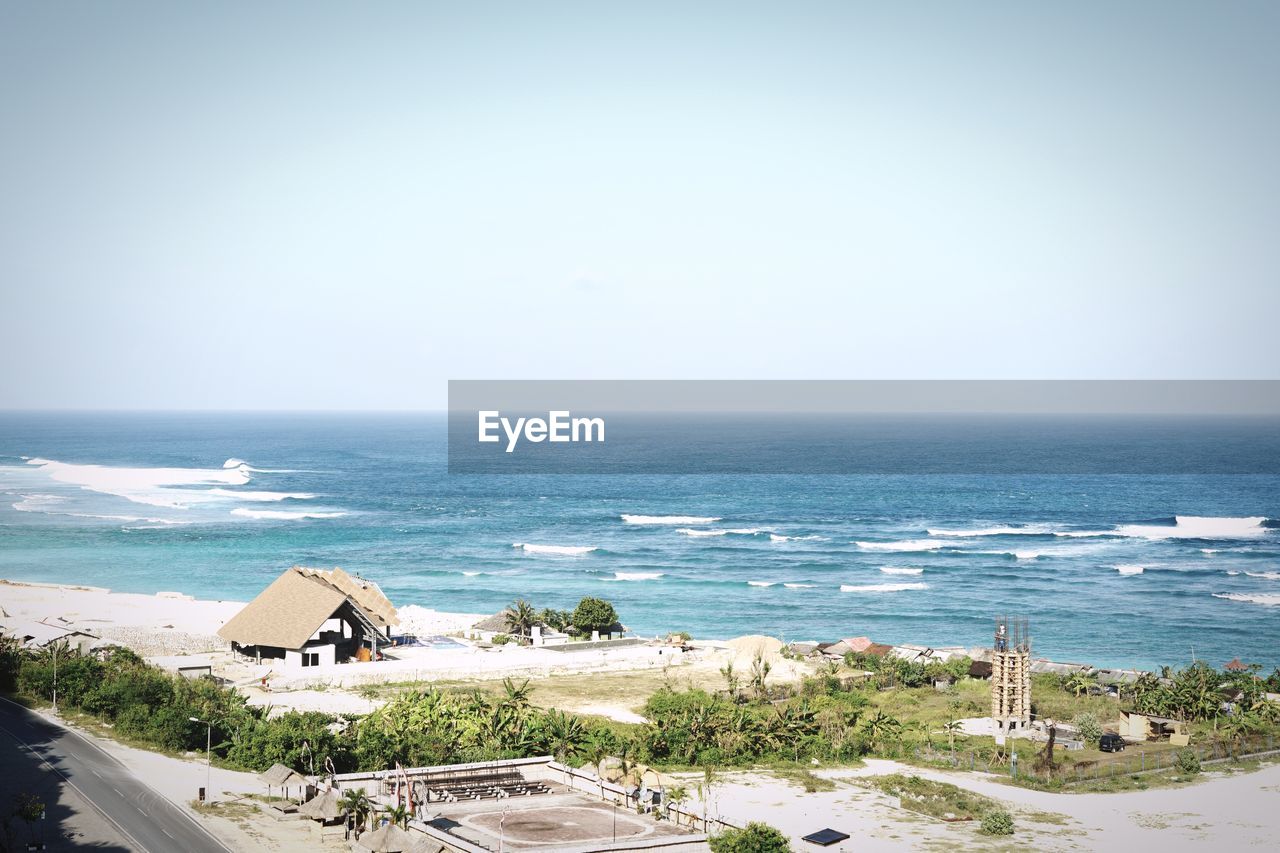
[547,761,738,835]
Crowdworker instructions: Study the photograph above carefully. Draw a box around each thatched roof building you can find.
[218,567,398,669]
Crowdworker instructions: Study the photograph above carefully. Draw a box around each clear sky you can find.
[1,2,1277,410]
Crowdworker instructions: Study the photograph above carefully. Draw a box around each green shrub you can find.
[1071,712,1102,746]
[980,809,1014,836]
[709,821,792,852]
[1175,749,1201,774]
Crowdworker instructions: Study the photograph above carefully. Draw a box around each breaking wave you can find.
[880,567,925,575]
[610,571,664,581]
[622,514,721,525]
[746,580,777,587]
[23,457,252,508]
[1114,564,1145,575]
[207,488,316,502]
[927,525,1055,537]
[1245,571,1280,581]
[840,582,928,593]
[513,543,597,556]
[1213,592,1280,606]
[783,583,815,588]
[769,533,826,542]
[1116,516,1268,540]
[676,528,764,537]
[855,539,946,552]
[229,508,346,520]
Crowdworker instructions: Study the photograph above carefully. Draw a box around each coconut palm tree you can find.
[384,803,410,829]
[339,788,372,835]
[666,785,689,825]
[505,599,538,643]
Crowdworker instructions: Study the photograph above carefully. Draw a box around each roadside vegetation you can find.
[3,632,1278,790]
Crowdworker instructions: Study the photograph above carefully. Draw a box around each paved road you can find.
[0,697,231,853]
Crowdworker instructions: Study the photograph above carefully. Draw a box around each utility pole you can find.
[189,717,212,802]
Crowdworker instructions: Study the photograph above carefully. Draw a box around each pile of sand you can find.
[725,634,784,667]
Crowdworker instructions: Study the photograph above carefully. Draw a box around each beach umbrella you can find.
[356,822,415,852]
[298,787,341,821]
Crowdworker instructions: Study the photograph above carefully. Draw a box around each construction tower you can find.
[991,616,1031,743]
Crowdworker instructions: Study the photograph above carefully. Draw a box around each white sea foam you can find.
[222,458,247,469]
[1052,530,1115,538]
[974,548,1049,560]
[1213,592,1280,606]
[783,583,815,588]
[926,525,1054,537]
[229,508,346,520]
[208,488,316,502]
[840,582,928,593]
[611,571,664,581]
[769,534,826,542]
[11,494,66,512]
[1116,516,1267,540]
[677,527,762,537]
[1114,564,1145,575]
[23,457,253,508]
[462,571,482,577]
[513,543,598,555]
[622,514,721,525]
[880,567,925,575]
[1245,571,1280,581]
[855,539,946,552]
[1201,548,1220,554]
[12,494,187,525]
[747,580,776,587]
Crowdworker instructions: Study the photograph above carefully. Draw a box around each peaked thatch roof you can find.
[473,611,516,633]
[218,567,398,650]
[357,822,415,852]
[298,787,342,820]
[259,763,308,787]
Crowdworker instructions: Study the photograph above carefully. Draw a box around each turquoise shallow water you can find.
[1,412,1278,670]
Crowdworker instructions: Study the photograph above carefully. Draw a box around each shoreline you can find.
[0,575,1191,676]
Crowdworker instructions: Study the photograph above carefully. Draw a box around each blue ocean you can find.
[1,412,1277,671]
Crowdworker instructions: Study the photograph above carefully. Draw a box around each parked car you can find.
[1099,732,1126,752]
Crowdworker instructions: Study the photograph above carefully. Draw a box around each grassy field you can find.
[361,666,726,718]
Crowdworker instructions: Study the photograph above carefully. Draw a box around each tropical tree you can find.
[749,652,772,701]
[541,709,587,765]
[1062,670,1095,698]
[385,803,410,829]
[505,599,538,642]
[1221,712,1263,756]
[339,788,372,834]
[943,719,964,754]
[861,711,903,755]
[720,661,740,700]
[571,597,618,637]
[666,785,689,825]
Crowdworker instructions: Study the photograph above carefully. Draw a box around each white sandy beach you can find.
[0,578,801,722]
